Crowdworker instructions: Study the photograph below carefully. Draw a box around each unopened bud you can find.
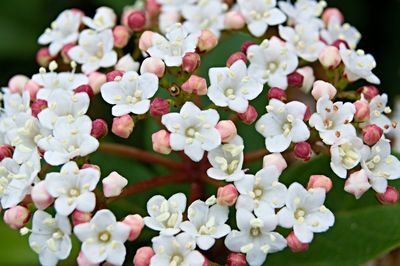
[181,75,207,95]
[354,100,370,122]
[362,124,383,146]
[25,79,41,99]
[263,153,287,174]
[344,169,371,199]
[0,144,14,160]
[102,171,128,198]
[319,46,341,69]
[8,75,29,93]
[3,206,30,230]
[74,84,94,97]
[216,120,237,143]
[376,186,399,205]
[140,57,165,78]
[113,25,131,48]
[72,211,92,226]
[150,98,170,117]
[332,39,350,49]
[268,87,287,102]
[182,52,201,73]
[127,10,146,31]
[357,85,379,101]
[227,252,246,266]
[88,72,107,94]
[61,43,75,63]
[217,184,239,206]
[307,175,332,192]
[91,119,108,139]
[303,106,311,121]
[112,115,134,138]
[133,247,154,266]
[36,47,53,67]
[145,0,161,17]
[294,142,312,161]
[151,130,171,154]
[106,70,125,82]
[31,181,54,210]
[198,29,218,52]
[311,80,337,100]
[224,11,246,30]
[31,99,48,118]
[237,105,258,125]
[296,66,315,93]
[240,41,256,55]
[322,8,344,25]
[122,214,144,241]
[226,51,247,67]
[287,71,304,88]
[139,31,154,51]
[286,231,309,252]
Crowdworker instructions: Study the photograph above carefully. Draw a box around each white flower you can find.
[38,10,81,56]
[44,161,100,216]
[363,94,393,133]
[115,54,140,72]
[279,24,325,62]
[309,96,356,145]
[83,7,116,32]
[321,16,361,50]
[235,166,287,213]
[157,0,197,13]
[2,89,31,116]
[100,71,158,116]
[144,193,187,236]
[68,29,117,74]
[28,210,72,266]
[158,11,181,34]
[278,0,325,28]
[161,102,221,161]
[247,38,298,88]
[330,136,364,178]
[180,200,231,250]
[225,208,286,266]
[256,99,310,152]
[74,209,131,265]
[360,138,400,193]
[207,60,263,113]
[147,23,199,67]
[207,135,245,182]
[339,45,380,84]
[237,0,286,37]
[344,169,371,199]
[151,233,204,266]
[277,182,334,243]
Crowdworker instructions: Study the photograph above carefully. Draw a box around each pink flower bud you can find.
[152,130,171,154]
[36,47,53,67]
[113,25,131,48]
[106,70,125,82]
[150,97,170,117]
[74,84,94,97]
[122,8,135,27]
[198,29,218,52]
[304,106,311,121]
[240,41,256,55]
[286,231,309,252]
[287,71,304,88]
[77,251,99,266]
[268,87,287,101]
[128,10,146,31]
[224,11,246,30]
[71,8,85,18]
[181,75,208,95]
[202,256,211,266]
[263,153,287,173]
[332,39,350,49]
[88,72,107,94]
[216,120,237,143]
[227,252,246,266]
[362,124,383,146]
[354,100,370,122]
[72,210,92,226]
[182,52,201,73]
[81,163,101,171]
[139,31,154,51]
[238,105,258,124]
[122,214,144,241]
[294,142,312,161]
[3,206,30,230]
[112,115,134,138]
[25,79,41,99]
[344,169,371,199]
[296,66,315,93]
[145,0,161,17]
[8,75,29,93]
[376,186,399,205]
[217,184,239,206]
[311,80,337,100]
[133,247,154,266]
[102,171,128,198]
[61,43,75,63]
[319,46,341,69]
[0,144,14,161]
[307,175,332,192]
[31,181,54,210]
[226,51,247,67]
[357,85,379,101]
[140,57,165,78]
[322,8,344,25]
[91,119,108,139]
[31,99,48,118]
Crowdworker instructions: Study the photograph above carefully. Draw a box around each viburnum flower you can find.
[28,210,72,266]
[83,6,116,32]
[74,209,131,265]
[100,71,159,116]
[278,0,325,28]
[44,161,100,216]
[321,16,361,50]
[146,23,199,67]
[157,0,196,13]
[330,136,364,178]
[309,96,356,145]
[1,89,31,116]
[161,101,221,162]
[207,60,263,113]
[68,29,117,73]
[151,232,204,266]
[256,99,310,153]
[38,9,82,56]
[180,200,231,250]
[224,208,286,266]
[362,93,393,133]
[247,38,298,89]
[277,182,335,243]
[144,193,187,236]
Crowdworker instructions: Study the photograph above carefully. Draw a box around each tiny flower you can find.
[293,142,312,161]
[31,181,54,210]
[150,98,170,117]
[278,0,325,27]
[311,80,337,100]
[181,75,207,95]
[115,54,140,72]
[72,211,92,226]
[237,105,258,125]
[268,87,287,102]
[182,52,201,73]
[198,29,218,52]
[88,72,107,94]
[217,184,239,206]
[330,136,364,178]
[102,171,128,198]
[322,8,344,25]
[83,7,116,31]
[226,52,247,67]
[127,10,147,31]
[354,100,370,122]
[112,115,134,139]
[133,247,154,266]
[319,46,341,69]
[91,119,108,139]
[3,205,30,230]
[321,17,361,50]
[307,175,333,193]
[286,231,309,252]
[263,153,287,174]
[296,66,315,93]
[224,11,246,30]
[362,124,383,146]
[216,120,237,143]
[122,214,144,241]
[376,186,399,205]
[227,252,247,266]
[8,75,29,93]
[364,94,393,133]
[140,57,166,78]
[344,169,371,199]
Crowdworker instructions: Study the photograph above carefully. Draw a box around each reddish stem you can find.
[244,149,269,163]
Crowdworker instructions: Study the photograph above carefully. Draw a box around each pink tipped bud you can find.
[376,186,399,205]
[182,52,201,73]
[150,98,170,117]
[112,115,134,138]
[268,87,287,102]
[307,175,332,192]
[238,105,258,124]
[139,31,154,51]
[36,47,53,67]
[3,206,30,230]
[319,46,341,69]
[113,25,131,48]
[224,11,246,30]
[344,169,371,199]
[72,211,92,226]
[217,184,239,206]
[303,106,311,121]
[31,181,54,210]
[216,120,237,143]
[61,43,75,63]
[322,8,344,25]
[140,57,165,78]
[227,252,246,266]
[145,0,161,17]
[198,29,218,52]
[263,153,287,174]
[88,72,107,94]
[0,144,14,161]
[91,119,108,139]
[357,85,379,101]
[362,124,383,146]
[31,99,48,118]
[74,84,94,97]
[133,247,154,266]
[8,75,29,93]
[102,171,128,198]
[332,39,350,49]
[226,51,247,67]
[81,163,100,171]
[181,75,208,95]
[296,66,315,93]
[25,79,41,99]
[128,10,146,31]
[294,142,312,161]
[77,251,99,266]
[286,231,309,252]
[354,100,370,122]
[240,41,256,55]
[287,72,304,88]
[106,70,125,82]
[311,80,337,100]
[152,130,171,154]
[122,214,144,241]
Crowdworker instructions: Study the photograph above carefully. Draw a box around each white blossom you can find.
[156,0,197,13]
[1,89,31,116]
[115,54,140,72]
[83,7,116,32]
[321,16,361,50]
[362,94,393,133]
[330,136,364,178]
[278,0,325,28]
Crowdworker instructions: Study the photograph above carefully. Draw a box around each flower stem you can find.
[244,149,269,163]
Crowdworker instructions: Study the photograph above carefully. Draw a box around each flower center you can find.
[185,127,196,138]
[294,208,306,223]
[170,254,184,266]
[68,188,80,197]
[323,118,334,129]
[224,88,236,100]
[338,143,360,168]
[98,231,111,243]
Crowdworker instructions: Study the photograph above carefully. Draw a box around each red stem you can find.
[244,149,269,163]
